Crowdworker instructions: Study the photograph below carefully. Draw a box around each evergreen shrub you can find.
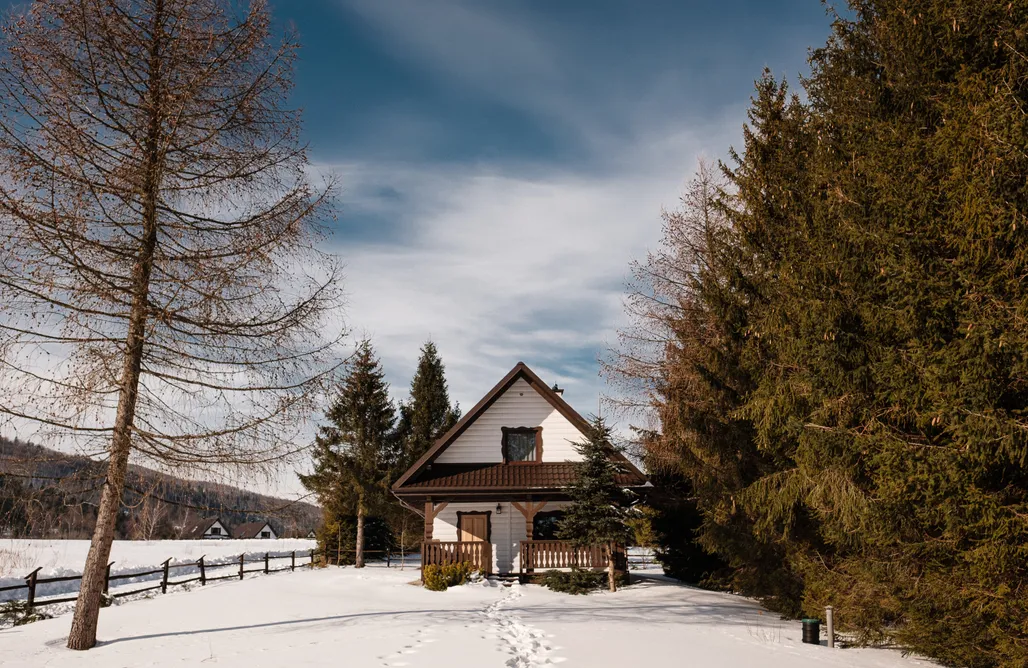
[422,562,476,591]
[542,567,624,595]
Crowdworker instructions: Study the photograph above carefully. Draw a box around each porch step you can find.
[489,574,520,587]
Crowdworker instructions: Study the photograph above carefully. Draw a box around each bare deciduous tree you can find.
[602,159,731,467]
[0,0,343,649]
[134,494,167,540]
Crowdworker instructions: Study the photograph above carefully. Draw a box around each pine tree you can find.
[558,417,632,592]
[301,340,396,568]
[397,341,460,472]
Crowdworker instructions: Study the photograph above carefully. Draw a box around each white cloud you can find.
[322,116,742,429]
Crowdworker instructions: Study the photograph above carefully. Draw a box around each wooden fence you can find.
[0,549,321,615]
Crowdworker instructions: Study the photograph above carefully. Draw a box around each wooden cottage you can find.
[182,517,232,540]
[233,521,277,540]
[392,362,648,578]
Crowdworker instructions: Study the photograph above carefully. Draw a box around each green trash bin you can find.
[802,618,821,645]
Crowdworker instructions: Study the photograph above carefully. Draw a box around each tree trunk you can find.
[66,198,159,648]
[67,2,166,650]
[355,498,366,569]
[607,544,617,593]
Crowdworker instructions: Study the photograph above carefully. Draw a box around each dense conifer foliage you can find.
[395,341,461,472]
[616,3,1028,664]
[301,341,396,568]
[559,417,633,592]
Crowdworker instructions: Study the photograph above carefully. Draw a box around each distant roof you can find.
[233,521,274,539]
[182,517,225,539]
[395,462,647,493]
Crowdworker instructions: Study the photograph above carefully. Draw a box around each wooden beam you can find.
[423,501,449,542]
[511,500,547,539]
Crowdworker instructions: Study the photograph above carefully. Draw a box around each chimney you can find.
[551,383,564,396]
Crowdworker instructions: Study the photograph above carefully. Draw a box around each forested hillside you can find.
[0,437,320,540]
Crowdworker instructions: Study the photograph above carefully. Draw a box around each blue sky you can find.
[268,1,834,417]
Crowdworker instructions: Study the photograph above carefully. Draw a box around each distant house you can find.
[306,529,317,539]
[234,521,277,540]
[182,517,232,540]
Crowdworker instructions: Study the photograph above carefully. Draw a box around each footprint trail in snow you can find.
[484,584,562,668]
[378,623,437,667]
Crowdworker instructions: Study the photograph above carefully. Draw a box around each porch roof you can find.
[393,462,648,494]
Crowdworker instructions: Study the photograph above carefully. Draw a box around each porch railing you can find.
[421,541,492,575]
[519,540,609,573]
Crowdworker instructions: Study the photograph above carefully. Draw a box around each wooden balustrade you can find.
[421,541,492,575]
[519,540,609,573]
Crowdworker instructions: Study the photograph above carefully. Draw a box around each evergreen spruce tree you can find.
[559,417,632,592]
[301,340,396,568]
[618,2,1028,663]
[397,341,461,472]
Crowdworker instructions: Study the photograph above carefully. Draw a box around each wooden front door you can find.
[459,513,488,543]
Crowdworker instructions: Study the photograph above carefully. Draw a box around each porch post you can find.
[423,500,448,542]
[424,501,434,542]
[511,500,546,539]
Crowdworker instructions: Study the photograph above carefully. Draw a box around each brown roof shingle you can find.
[233,521,274,539]
[395,462,647,493]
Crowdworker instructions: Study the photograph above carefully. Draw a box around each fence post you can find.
[198,555,206,586]
[25,567,42,614]
[291,551,296,571]
[386,550,391,568]
[161,558,171,594]
[309,548,314,569]
[264,552,269,575]
[239,554,244,580]
[826,606,835,648]
[104,561,114,597]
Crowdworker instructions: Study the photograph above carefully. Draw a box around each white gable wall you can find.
[204,520,229,539]
[434,379,585,464]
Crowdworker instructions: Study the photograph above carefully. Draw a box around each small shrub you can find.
[423,562,476,591]
[542,567,606,595]
[0,601,53,627]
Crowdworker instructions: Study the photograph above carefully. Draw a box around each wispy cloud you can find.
[322,117,741,417]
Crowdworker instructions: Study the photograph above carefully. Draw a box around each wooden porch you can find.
[419,539,625,580]
[420,541,492,575]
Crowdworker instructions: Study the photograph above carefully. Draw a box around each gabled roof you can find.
[182,517,226,539]
[233,521,274,539]
[392,361,647,493]
[396,462,647,492]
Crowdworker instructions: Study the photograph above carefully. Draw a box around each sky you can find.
[276,0,834,409]
[3,0,837,497]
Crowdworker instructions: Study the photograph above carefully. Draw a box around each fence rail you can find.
[421,541,492,575]
[519,540,609,572]
[3,549,321,615]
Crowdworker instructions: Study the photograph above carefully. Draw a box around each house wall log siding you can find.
[435,380,585,464]
[432,501,569,574]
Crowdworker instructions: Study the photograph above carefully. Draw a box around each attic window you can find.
[502,427,542,463]
[210,526,221,535]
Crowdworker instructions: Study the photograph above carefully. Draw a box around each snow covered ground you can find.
[1,564,936,668]
[0,538,317,606]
